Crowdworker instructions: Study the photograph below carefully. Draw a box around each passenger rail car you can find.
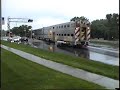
[33,20,91,46]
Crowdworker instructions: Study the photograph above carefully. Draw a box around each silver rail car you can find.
[33,20,91,46]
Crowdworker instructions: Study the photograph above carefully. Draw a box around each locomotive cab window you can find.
[82,29,84,32]
[82,27,86,32]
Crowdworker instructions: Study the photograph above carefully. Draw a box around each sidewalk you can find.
[1,45,119,89]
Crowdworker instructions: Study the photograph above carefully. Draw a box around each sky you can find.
[2,0,119,30]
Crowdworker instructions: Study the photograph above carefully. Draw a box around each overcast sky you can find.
[2,0,119,30]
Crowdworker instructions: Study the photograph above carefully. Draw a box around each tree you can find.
[70,16,89,22]
[106,14,112,22]
[10,25,32,37]
[70,17,79,21]
[106,13,119,40]
[90,13,119,40]
[79,16,89,21]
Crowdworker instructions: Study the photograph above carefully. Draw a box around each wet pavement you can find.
[28,39,119,66]
[1,45,119,89]
[88,46,119,57]
[89,43,119,51]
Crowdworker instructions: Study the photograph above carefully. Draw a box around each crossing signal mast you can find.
[7,17,33,37]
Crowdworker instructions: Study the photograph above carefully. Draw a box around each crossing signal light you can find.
[2,17,4,20]
[28,19,33,22]
[2,17,5,25]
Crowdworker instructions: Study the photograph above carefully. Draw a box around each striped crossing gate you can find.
[86,27,90,41]
[81,31,85,41]
[75,27,80,45]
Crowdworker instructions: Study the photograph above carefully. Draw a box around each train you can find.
[33,20,91,47]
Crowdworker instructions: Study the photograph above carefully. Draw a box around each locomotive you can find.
[33,20,91,46]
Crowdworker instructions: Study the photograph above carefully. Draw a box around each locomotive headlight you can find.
[50,30,52,34]
[87,27,90,30]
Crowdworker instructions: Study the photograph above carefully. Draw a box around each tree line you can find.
[91,13,119,40]
[5,25,32,37]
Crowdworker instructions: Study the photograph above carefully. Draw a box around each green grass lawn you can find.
[1,48,105,90]
[1,40,119,80]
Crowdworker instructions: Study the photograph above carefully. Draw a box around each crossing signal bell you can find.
[28,19,33,22]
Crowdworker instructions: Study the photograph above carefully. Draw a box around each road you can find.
[28,39,119,66]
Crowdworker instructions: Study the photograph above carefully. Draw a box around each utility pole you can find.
[31,29,32,40]
[117,16,119,39]
[7,17,33,37]
[1,17,5,37]
[43,27,44,40]
[0,18,1,38]
[7,17,10,37]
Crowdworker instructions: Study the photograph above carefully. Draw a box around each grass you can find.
[1,40,119,80]
[1,48,105,89]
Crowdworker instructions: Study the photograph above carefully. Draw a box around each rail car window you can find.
[67,24,70,27]
[59,34,60,36]
[71,34,74,36]
[64,25,66,28]
[67,34,70,36]
[53,27,54,29]
[62,34,63,36]
[59,26,60,28]
[64,34,66,36]
[71,23,75,27]
[61,25,63,28]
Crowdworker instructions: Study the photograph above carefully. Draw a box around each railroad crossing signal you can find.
[7,17,33,37]
[2,17,5,25]
[28,19,33,22]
